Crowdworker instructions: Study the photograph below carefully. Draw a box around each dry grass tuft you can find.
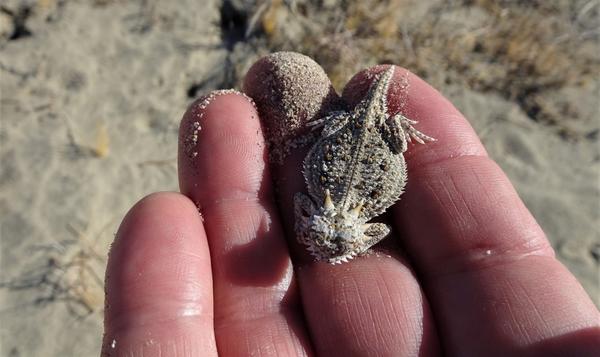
[256,0,600,137]
[0,222,108,317]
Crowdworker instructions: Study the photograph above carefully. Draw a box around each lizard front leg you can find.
[362,223,391,251]
[307,111,351,138]
[381,113,436,154]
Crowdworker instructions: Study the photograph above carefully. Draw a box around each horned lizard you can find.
[294,66,435,264]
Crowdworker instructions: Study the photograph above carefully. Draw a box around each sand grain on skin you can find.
[244,52,343,163]
[183,89,256,159]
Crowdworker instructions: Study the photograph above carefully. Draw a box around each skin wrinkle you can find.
[427,230,554,278]
[343,277,366,348]
[205,202,270,249]
[519,265,597,335]
[236,331,263,356]
[403,292,423,353]
[359,280,384,349]
[162,252,210,289]
[210,125,266,159]
[178,335,188,356]
[373,270,396,347]
[264,331,277,356]
[115,266,205,296]
[201,189,263,210]
[266,325,307,357]
[250,311,311,357]
[184,119,266,198]
[107,290,211,331]
[476,172,515,231]
[453,169,481,231]
[426,257,594,350]
[358,277,381,349]
[113,280,206,305]
[254,323,295,357]
[114,266,209,304]
[505,277,534,344]
[215,289,294,324]
[179,336,186,357]
[459,163,532,247]
[213,266,296,319]
[385,266,417,348]
[517,278,551,340]
[192,159,264,198]
[405,137,484,169]
[106,320,215,357]
[332,275,366,351]
[378,268,416,352]
[424,168,475,243]
[421,176,445,218]
[347,266,416,353]
[158,340,164,357]
[242,333,252,357]
[408,152,484,173]
[443,171,474,232]
[403,156,555,278]
[471,167,514,231]
[108,306,211,333]
[434,251,600,357]
[213,288,303,354]
[430,252,552,290]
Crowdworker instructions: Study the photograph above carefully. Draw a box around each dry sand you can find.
[0,0,598,355]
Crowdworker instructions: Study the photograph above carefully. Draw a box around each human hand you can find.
[102,56,600,356]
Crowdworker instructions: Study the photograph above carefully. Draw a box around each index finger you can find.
[344,66,600,356]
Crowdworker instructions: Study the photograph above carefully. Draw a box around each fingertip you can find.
[243,52,342,163]
[179,90,260,163]
[343,65,487,167]
[104,192,216,355]
[178,90,264,201]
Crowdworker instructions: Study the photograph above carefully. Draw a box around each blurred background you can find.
[0,0,598,355]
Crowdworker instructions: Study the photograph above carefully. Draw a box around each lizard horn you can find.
[349,202,364,218]
[324,189,335,211]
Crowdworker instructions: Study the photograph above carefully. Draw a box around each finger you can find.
[346,66,600,355]
[244,53,440,356]
[178,91,312,355]
[103,192,217,356]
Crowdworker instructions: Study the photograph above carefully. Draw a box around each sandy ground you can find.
[0,0,598,355]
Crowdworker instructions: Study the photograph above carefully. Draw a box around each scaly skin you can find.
[295,67,435,264]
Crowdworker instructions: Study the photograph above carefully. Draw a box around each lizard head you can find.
[301,190,367,264]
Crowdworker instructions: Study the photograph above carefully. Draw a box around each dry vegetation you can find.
[252,0,599,138]
[0,222,107,318]
[4,1,597,138]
